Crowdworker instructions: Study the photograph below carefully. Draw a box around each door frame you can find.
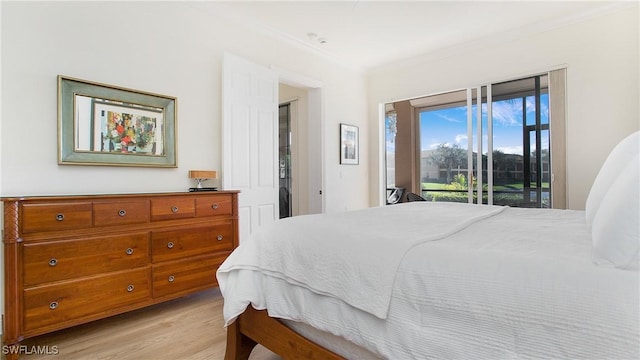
[272,65,325,214]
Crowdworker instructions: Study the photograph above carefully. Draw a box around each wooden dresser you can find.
[1,191,239,358]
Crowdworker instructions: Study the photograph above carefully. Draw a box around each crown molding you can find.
[184,1,635,76]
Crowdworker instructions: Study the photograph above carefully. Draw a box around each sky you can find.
[386,94,549,156]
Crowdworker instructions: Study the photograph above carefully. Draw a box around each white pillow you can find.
[585,131,639,226]
[591,153,639,270]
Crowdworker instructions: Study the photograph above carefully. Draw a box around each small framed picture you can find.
[340,123,359,165]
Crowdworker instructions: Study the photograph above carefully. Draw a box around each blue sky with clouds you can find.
[386,94,549,155]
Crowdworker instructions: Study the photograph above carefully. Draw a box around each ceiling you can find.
[207,1,632,72]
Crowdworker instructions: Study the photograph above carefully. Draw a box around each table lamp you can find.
[188,170,217,191]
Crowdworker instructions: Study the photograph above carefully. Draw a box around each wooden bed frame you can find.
[224,306,345,360]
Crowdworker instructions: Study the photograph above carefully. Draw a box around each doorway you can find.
[279,81,321,217]
[223,52,324,241]
[279,103,292,218]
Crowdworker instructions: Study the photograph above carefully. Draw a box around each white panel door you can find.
[222,52,279,242]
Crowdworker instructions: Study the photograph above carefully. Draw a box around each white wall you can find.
[0,1,370,327]
[367,5,639,210]
[0,1,369,208]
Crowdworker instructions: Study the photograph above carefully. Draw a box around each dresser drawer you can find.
[195,194,233,217]
[152,254,225,299]
[93,200,150,227]
[23,268,151,332]
[22,202,92,233]
[150,197,195,221]
[151,222,234,263]
[23,233,150,287]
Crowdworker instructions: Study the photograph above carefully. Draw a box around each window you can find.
[490,76,550,207]
[417,89,470,203]
[385,71,566,208]
[385,107,397,189]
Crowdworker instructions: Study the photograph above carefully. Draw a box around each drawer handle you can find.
[168,275,175,283]
[49,301,58,310]
[171,206,178,213]
[167,242,174,249]
[48,258,58,267]
[127,284,135,292]
[212,203,219,210]
[55,213,64,221]
[118,209,127,217]
[217,235,223,241]
[125,248,134,255]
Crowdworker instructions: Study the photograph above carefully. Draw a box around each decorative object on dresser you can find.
[188,170,218,191]
[2,191,239,360]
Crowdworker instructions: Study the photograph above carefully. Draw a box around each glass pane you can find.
[491,74,550,208]
[540,93,549,125]
[480,88,490,205]
[385,109,397,189]
[418,90,470,203]
[471,89,480,204]
[530,130,538,203]
[279,104,292,219]
[491,96,525,206]
[540,128,551,207]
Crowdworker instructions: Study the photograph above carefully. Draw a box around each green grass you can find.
[423,182,550,191]
[421,183,448,190]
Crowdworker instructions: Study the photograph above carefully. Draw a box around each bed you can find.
[217,131,639,360]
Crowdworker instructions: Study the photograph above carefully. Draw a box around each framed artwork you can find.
[58,75,177,167]
[340,123,359,165]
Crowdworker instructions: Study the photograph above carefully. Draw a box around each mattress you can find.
[217,203,639,359]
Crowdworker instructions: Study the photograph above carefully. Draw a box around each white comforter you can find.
[217,203,639,359]
[219,202,504,319]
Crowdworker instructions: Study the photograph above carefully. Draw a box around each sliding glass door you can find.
[486,75,550,207]
[413,74,551,207]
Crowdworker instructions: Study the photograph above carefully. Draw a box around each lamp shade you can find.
[188,170,217,179]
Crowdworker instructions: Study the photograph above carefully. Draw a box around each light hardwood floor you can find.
[2,288,280,360]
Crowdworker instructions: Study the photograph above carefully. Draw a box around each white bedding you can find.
[217,203,639,359]
[219,202,504,319]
